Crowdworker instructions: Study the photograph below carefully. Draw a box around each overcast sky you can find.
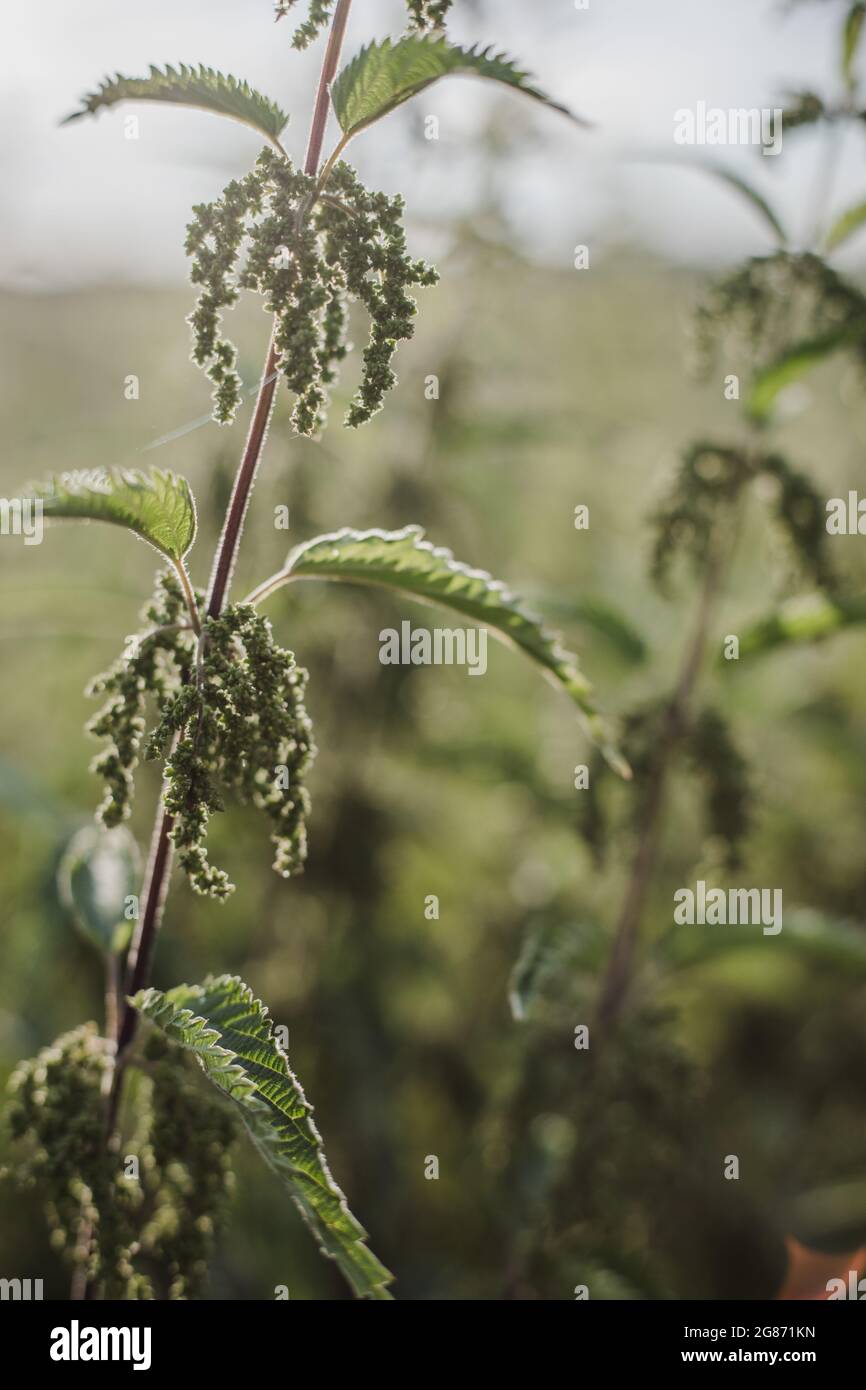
[2,0,865,288]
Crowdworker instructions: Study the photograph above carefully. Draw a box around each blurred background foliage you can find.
[4,34,866,1295]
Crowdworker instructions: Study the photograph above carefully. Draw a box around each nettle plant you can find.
[577,0,866,1034]
[6,2,625,1300]
[499,0,866,1297]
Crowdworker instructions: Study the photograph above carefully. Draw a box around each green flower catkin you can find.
[152,603,316,900]
[693,251,866,380]
[651,443,751,590]
[274,1,335,50]
[651,442,836,594]
[86,570,196,828]
[5,1025,147,1297]
[87,572,316,901]
[5,1025,236,1299]
[185,148,437,435]
[405,1,454,29]
[138,1034,237,1300]
[275,1,452,45]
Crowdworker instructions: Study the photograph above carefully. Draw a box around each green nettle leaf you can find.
[57,825,141,955]
[656,907,866,977]
[533,593,649,665]
[844,2,866,89]
[684,160,787,245]
[824,197,866,252]
[746,325,866,421]
[330,36,585,140]
[30,468,197,562]
[133,975,393,1300]
[508,919,608,1022]
[253,525,629,777]
[63,65,289,143]
[735,592,866,659]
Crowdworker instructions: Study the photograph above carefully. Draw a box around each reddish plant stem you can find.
[205,0,352,618]
[115,803,175,1054]
[593,535,729,1035]
[103,0,354,1137]
[205,337,280,620]
[304,0,353,178]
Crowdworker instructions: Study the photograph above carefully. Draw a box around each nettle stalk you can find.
[118,0,355,1070]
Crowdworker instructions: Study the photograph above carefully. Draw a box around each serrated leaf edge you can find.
[62,63,290,142]
[132,975,394,1299]
[330,35,586,137]
[28,466,197,562]
[278,525,629,778]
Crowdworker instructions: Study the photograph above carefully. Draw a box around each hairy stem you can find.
[204,341,280,620]
[98,0,355,1193]
[115,803,175,1055]
[315,132,351,197]
[304,2,353,178]
[174,559,202,635]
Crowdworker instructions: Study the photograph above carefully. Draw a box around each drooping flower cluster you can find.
[684,706,752,871]
[136,1033,237,1300]
[185,147,438,434]
[651,441,835,593]
[87,571,316,901]
[577,699,752,874]
[693,251,866,380]
[650,443,752,590]
[274,0,334,49]
[4,1024,145,1298]
[274,1,452,45]
[758,451,837,592]
[5,1024,236,1299]
[86,570,196,828]
[151,602,316,900]
[405,1,453,29]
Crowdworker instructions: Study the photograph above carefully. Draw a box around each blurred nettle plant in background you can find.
[502,0,866,1298]
[4,0,630,1300]
[584,0,866,1031]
